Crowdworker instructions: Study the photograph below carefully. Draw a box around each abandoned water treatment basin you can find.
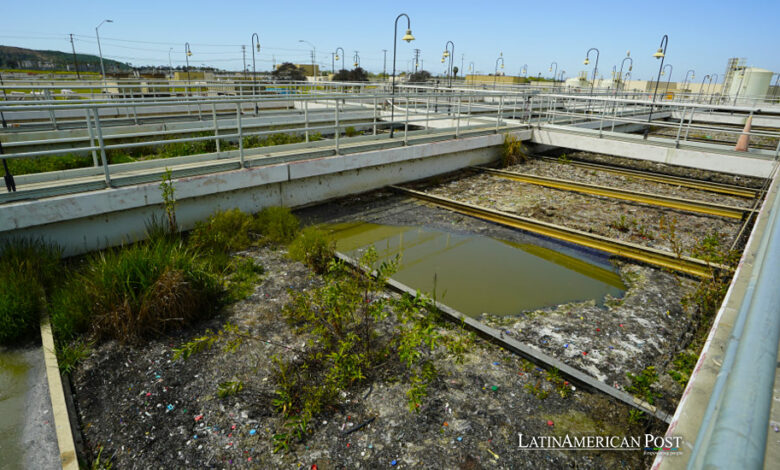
[325,222,626,317]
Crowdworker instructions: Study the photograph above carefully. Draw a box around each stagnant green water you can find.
[325,222,626,316]
[0,350,30,468]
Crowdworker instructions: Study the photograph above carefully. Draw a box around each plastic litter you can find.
[249,429,257,436]
[457,436,463,441]
[391,459,398,466]
[547,420,554,426]
[491,385,498,391]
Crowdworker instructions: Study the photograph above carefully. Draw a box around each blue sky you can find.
[1,0,778,83]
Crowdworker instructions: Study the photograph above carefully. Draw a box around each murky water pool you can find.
[325,222,625,316]
[0,349,31,469]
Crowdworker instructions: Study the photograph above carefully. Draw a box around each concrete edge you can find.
[334,251,673,424]
[39,315,79,470]
[653,163,780,469]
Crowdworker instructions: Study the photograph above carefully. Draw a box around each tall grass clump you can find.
[254,206,300,244]
[501,133,528,167]
[188,209,255,261]
[0,239,61,344]
[49,237,222,343]
[288,227,335,274]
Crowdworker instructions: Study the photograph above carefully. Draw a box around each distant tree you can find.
[272,62,306,81]
[452,66,459,78]
[407,70,431,83]
[332,67,368,82]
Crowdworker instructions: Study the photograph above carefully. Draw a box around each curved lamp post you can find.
[617,52,633,95]
[583,47,599,96]
[521,64,528,77]
[390,13,415,138]
[335,47,345,72]
[251,33,260,113]
[549,61,558,91]
[353,51,360,68]
[95,19,113,81]
[184,42,192,97]
[494,53,504,89]
[706,73,718,104]
[660,63,673,95]
[648,34,669,123]
[443,40,454,88]
[682,69,695,95]
[699,74,710,103]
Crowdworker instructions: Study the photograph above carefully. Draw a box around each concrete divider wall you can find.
[0,131,519,255]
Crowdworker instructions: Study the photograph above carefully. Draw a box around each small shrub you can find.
[500,133,528,167]
[159,169,177,235]
[57,339,93,375]
[253,207,300,244]
[224,257,265,302]
[345,126,358,137]
[287,227,336,274]
[626,366,660,405]
[189,209,255,255]
[668,351,698,388]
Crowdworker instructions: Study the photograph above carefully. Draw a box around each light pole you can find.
[583,47,600,96]
[184,42,192,97]
[390,13,415,138]
[648,34,669,123]
[616,52,632,96]
[251,33,260,113]
[168,47,173,79]
[353,51,360,68]
[549,62,558,91]
[682,69,695,95]
[95,19,113,81]
[660,63,673,97]
[707,73,718,104]
[521,64,528,77]
[335,47,345,72]
[382,49,387,78]
[298,39,316,83]
[699,74,710,103]
[442,40,454,88]
[494,52,504,89]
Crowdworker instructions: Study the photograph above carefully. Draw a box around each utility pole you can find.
[413,48,420,72]
[69,34,80,79]
[272,55,276,69]
[242,45,247,78]
[382,49,387,77]
[461,54,464,79]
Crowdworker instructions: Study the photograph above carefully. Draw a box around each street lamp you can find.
[616,51,632,95]
[390,13,415,138]
[168,47,173,79]
[494,52,504,89]
[184,42,192,97]
[699,74,710,103]
[298,39,316,83]
[95,19,113,81]
[707,73,718,104]
[549,62,558,91]
[682,69,695,95]
[648,34,669,123]
[521,64,528,77]
[251,33,260,113]
[353,51,360,68]
[335,47,345,72]
[443,40,454,88]
[660,63,673,96]
[583,47,599,96]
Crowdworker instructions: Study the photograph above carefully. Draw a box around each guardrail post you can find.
[455,92,461,138]
[683,106,696,143]
[84,109,99,167]
[495,95,504,132]
[44,89,58,130]
[334,98,340,155]
[212,104,220,153]
[426,94,431,128]
[373,96,378,135]
[90,108,111,187]
[236,103,244,167]
[466,95,472,127]
[404,96,409,145]
[675,105,688,147]
[598,101,605,137]
[304,99,310,143]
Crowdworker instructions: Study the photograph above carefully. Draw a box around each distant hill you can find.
[0,45,132,72]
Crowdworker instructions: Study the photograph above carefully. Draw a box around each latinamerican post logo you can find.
[518,434,682,455]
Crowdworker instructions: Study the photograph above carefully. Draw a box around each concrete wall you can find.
[0,132,522,255]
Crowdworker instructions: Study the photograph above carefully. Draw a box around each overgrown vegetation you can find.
[626,366,660,405]
[287,226,335,274]
[500,133,528,167]
[0,239,61,344]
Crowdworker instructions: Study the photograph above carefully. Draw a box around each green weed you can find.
[287,227,335,274]
[626,366,660,405]
[500,133,528,167]
[253,206,300,244]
